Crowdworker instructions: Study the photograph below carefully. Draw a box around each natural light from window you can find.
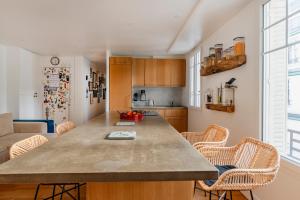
[189,51,201,108]
[263,0,300,164]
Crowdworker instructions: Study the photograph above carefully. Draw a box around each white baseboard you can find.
[241,191,262,200]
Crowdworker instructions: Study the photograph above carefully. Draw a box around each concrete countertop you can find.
[0,112,217,184]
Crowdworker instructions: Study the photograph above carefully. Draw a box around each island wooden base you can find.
[86,181,194,200]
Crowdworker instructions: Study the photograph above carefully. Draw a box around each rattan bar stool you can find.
[194,137,280,200]
[181,124,229,148]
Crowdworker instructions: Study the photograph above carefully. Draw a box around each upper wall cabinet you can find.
[132,58,145,87]
[143,58,186,87]
[170,59,186,87]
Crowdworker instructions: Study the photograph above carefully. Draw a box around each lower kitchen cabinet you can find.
[165,117,187,133]
[156,108,187,132]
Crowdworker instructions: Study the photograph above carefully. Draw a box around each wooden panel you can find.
[156,59,171,86]
[0,184,247,200]
[156,109,165,118]
[110,57,132,65]
[109,63,132,112]
[144,59,157,86]
[165,109,187,118]
[171,59,186,87]
[132,58,145,87]
[86,181,194,200]
[164,108,188,132]
[165,117,187,133]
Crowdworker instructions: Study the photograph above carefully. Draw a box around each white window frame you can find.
[262,0,300,165]
[189,50,201,109]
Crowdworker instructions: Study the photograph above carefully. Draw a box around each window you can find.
[263,0,300,164]
[189,50,201,108]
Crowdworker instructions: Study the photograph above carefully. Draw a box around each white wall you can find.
[186,0,300,199]
[0,44,7,113]
[39,56,105,125]
[0,43,104,125]
[187,0,261,146]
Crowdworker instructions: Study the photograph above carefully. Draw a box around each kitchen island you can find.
[0,112,217,200]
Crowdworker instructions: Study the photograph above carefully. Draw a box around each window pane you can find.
[190,56,194,67]
[264,21,286,52]
[288,12,300,44]
[196,52,201,64]
[288,0,300,15]
[189,66,194,106]
[288,43,300,66]
[264,0,286,28]
[265,48,287,153]
[195,62,201,107]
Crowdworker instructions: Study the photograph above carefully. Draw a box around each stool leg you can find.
[60,185,65,200]
[230,191,233,200]
[209,191,212,200]
[52,185,56,200]
[250,190,254,200]
[77,184,80,200]
[34,184,40,200]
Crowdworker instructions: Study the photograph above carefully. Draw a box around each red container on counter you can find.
[120,112,144,122]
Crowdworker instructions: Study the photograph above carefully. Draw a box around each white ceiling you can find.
[0,0,252,64]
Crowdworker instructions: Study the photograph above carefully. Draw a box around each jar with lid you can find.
[229,46,234,59]
[223,48,230,60]
[203,57,209,68]
[233,37,245,56]
[209,47,215,57]
[214,44,223,60]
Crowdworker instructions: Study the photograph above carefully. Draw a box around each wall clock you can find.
[50,56,60,65]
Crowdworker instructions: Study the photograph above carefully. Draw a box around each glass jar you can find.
[214,44,223,60]
[223,48,230,60]
[203,57,209,68]
[233,37,245,56]
[209,47,215,57]
[229,46,234,59]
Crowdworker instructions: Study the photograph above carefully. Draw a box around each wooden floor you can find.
[0,184,247,200]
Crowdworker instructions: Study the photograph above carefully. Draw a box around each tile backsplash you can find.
[132,88,183,106]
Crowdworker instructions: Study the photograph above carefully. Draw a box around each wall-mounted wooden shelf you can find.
[206,104,235,113]
[201,55,246,76]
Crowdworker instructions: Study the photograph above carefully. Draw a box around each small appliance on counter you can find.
[133,93,139,101]
[148,99,154,106]
[140,90,146,101]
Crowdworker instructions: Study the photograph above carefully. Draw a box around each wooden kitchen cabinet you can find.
[171,59,186,87]
[165,117,187,133]
[144,59,185,87]
[109,57,132,111]
[164,108,188,132]
[156,59,171,86]
[144,59,158,87]
[132,58,145,87]
[156,109,165,118]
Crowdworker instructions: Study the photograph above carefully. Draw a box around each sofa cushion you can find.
[0,113,14,137]
[204,165,236,186]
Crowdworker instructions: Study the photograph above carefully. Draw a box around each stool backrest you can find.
[234,137,280,169]
[56,121,76,136]
[10,135,48,159]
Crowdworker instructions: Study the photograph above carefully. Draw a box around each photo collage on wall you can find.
[43,67,71,125]
[87,67,106,104]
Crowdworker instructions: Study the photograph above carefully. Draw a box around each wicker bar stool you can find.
[56,121,76,136]
[10,135,48,159]
[10,134,81,200]
[181,124,229,148]
[194,137,280,200]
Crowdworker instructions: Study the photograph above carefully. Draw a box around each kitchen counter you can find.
[0,112,216,183]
